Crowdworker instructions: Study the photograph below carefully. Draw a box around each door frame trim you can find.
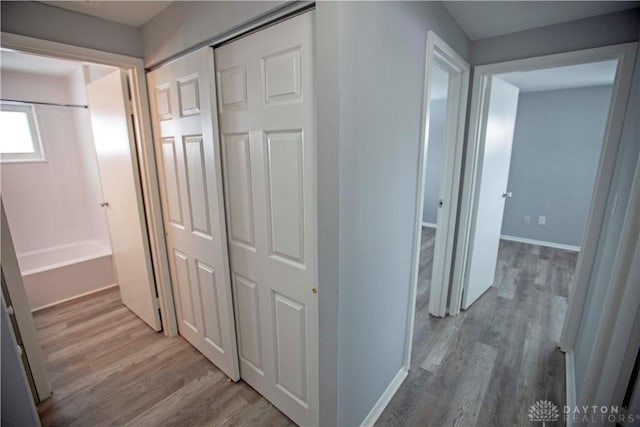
[403,31,470,370]
[0,31,179,336]
[450,43,638,344]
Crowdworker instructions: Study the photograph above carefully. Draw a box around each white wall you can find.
[0,1,143,58]
[0,69,111,255]
[573,45,640,405]
[471,8,639,65]
[141,1,284,66]
[331,2,469,425]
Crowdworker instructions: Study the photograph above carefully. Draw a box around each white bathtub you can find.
[18,241,116,311]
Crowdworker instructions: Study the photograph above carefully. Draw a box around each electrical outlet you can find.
[538,215,546,225]
[524,216,531,224]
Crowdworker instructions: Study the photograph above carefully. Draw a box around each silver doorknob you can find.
[100,201,110,207]
[502,192,512,198]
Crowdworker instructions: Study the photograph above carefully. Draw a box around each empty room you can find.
[1,2,639,427]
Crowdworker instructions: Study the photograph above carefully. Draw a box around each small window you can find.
[0,103,45,163]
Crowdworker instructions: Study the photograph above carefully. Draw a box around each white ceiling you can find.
[498,60,617,92]
[1,50,83,76]
[33,1,640,37]
[40,1,173,28]
[444,1,640,41]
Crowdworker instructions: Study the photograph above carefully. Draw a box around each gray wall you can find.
[334,2,469,425]
[472,8,639,65]
[501,86,613,247]
[574,46,640,404]
[423,99,447,224]
[0,1,143,58]
[140,1,283,67]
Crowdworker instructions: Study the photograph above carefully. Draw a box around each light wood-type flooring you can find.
[377,226,576,426]
[34,288,295,427]
[34,226,574,426]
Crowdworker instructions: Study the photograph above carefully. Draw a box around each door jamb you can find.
[0,32,179,337]
[403,31,469,369]
[586,155,640,408]
[449,43,638,341]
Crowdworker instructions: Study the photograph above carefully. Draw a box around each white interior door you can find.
[215,12,318,425]
[87,70,161,331]
[147,48,240,380]
[462,77,519,309]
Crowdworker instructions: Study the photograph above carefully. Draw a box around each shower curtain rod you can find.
[1,98,88,109]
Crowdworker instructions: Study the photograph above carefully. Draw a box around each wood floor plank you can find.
[34,288,293,427]
[442,342,497,427]
[380,231,573,426]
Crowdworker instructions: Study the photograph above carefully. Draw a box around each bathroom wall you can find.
[0,69,111,256]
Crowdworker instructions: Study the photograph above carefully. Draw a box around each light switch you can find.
[538,216,546,225]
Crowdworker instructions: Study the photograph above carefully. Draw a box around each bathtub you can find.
[18,241,116,311]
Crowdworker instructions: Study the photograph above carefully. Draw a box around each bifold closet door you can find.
[147,49,240,380]
[215,11,318,425]
[87,70,161,331]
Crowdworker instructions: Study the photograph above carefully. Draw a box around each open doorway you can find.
[403,31,469,370]
[452,44,637,331]
[1,50,159,327]
[461,60,616,311]
[0,49,163,420]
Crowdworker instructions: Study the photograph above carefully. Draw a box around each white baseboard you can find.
[421,222,437,229]
[565,350,576,427]
[360,367,408,427]
[31,283,118,313]
[500,234,580,252]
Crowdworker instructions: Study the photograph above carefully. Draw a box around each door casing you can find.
[403,30,470,370]
[0,32,178,336]
[450,42,638,340]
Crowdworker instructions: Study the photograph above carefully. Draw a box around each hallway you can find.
[378,228,574,426]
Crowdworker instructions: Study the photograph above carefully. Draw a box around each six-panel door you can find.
[215,12,319,426]
[147,48,240,381]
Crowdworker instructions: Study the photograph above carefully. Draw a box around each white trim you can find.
[565,350,576,427]
[421,221,437,229]
[0,32,178,337]
[404,31,470,372]
[582,155,640,407]
[450,43,638,329]
[31,284,118,313]
[359,367,408,427]
[500,235,580,252]
[1,202,51,401]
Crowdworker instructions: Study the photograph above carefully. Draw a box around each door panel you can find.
[86,70,161,331]
[462,77,520,309]
[147,48,240,380]
[215,11,318,425]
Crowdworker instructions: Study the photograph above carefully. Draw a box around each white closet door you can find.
[215,12,318,425]
[147,48,240,380]
[87,70,161,331]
